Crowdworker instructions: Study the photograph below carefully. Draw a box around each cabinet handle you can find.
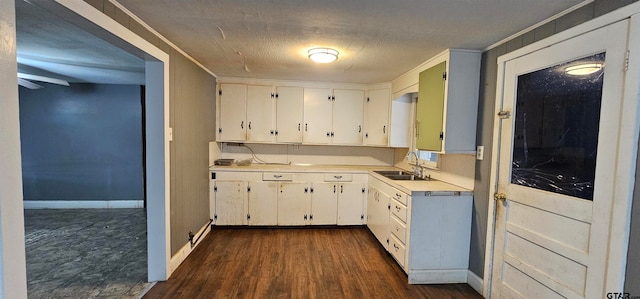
[275,93,279,99]
[331,132,334,137]
[396,193,401,199]
[383,125,386,133]
[340,185,343,193]
[334,175,342,179]
[298,123,301,131]
[241,121,244,129]
[365,133,369,138]
[304,214,308,220]
[310,214,313,220]
[328,95,331,101]
[334,185,336,193]
[393,244,400,250]
[358,125,361,133]
[332,96,335,101]
[275,130,279,136]
[305,123,308,131]
[305,187,308,193]
[270,130,274,135]
[395,225,400,232]
[327,132,330,137]
[271,93,274,98]
[310,187,314,193]
[395,205,401,212]
[248,121,252,130]
[274,175,282,178]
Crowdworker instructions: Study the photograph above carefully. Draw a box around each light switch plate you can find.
[476,146,484,160]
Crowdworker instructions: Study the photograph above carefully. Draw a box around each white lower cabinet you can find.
[212,180,247,225]
[368,175,473,284]
[277,182,310,225]
[211,170,366,227]
[247,181,278,225]
[366,185,389,250]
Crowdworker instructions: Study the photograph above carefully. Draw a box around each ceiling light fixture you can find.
[564,63,603,75]
[308,48,339,63]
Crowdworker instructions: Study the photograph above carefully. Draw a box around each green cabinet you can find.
[414,50,481,154]
[416,61,446,151]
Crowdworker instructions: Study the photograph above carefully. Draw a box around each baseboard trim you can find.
[408,269,468,284]
[23,200,144,209]
[169,222,212,275]
[467,270,483,295]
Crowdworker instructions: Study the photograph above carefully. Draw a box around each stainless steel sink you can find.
[384,174,426,181]
[374,170,429,181]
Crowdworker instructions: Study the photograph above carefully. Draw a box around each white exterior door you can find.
[219,83,247,141]
[490,20,628,298]
[303,87,332,144]
[246,85,274,142]
[332,89,364,145]
[276,86,304,143]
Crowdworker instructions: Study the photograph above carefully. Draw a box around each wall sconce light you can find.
[308,48,339,63]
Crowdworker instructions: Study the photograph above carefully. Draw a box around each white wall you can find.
[0,0,28,297]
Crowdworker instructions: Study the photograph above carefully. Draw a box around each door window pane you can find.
[511,52,605,200]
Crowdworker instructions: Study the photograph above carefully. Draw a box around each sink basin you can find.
[374,170,413,176]
[384,174,426,181]
[374,170,429,181]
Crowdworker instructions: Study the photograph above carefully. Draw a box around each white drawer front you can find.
[391,191,408,206]
[390,215,407,244]
[391,199,407,223]
[389,235,406,268]
[262,173,294,181]
[323,174,353,182]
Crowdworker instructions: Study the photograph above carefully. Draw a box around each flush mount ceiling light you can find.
[308,48,339,63]
[565,63,604,75]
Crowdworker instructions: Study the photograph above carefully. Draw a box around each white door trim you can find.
[48,0,173,281]
[484,6,640,297]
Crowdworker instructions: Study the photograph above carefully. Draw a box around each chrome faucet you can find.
[407,151,423,177]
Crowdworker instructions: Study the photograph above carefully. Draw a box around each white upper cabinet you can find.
[246,85,274,143]
[332,89,364,145]
[303,87,333,144]
[364,88,390,146]
[275,86,304,143]
[218,83,247,141]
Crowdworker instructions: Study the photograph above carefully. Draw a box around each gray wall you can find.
[19,83,143,201]
[470,0,639,284]
[84,0,217,255]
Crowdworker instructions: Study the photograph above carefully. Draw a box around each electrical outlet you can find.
[476,146,484,160]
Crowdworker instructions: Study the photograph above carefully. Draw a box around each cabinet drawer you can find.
[390,215,407,244]
[390,191,408,205]
[262,173,294,181]
[389,235,406,268]
[391,199,407,223]
[323,174,353,182]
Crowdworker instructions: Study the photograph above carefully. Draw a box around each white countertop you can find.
[210,164,471,194]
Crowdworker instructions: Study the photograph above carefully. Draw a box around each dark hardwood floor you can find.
[143,227,483,298]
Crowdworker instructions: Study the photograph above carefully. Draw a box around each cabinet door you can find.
[367,186,389,249]
[248,181,278,225]
[219,83,247,141]
[337,183,365,225]
[214,181,247,225]
[276,86,303,143]
[277,182,310,225]
[364,89,390,146]
[416,61,446,151]
[332,89,364,145]
[310,183,338,225]
[246,85,274,142]
[303,87,332,144]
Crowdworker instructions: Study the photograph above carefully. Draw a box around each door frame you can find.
[29,0,173,281]
[484,5,640,297]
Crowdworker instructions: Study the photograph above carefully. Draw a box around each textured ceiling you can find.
[16,0,145,85]
[15,0,587,85]
[117,0,585,83]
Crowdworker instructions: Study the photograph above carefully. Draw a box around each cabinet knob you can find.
[241,121,244,129]
[331,132,334,137]
[358,125,361,133]
[248,121,252,130]
[383,125,386,133]
[298,123,301,131]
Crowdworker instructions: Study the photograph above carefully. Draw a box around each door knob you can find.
[493,192,507,202]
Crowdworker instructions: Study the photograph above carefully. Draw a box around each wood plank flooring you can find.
[144,227,483,299]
